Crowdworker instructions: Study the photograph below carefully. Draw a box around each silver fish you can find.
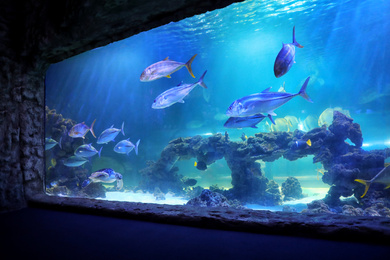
[152,70,208,109]
[63,156,88,167]
[114,139,140,155]
[74,143,102,158]
[140,54,197,82]
[68,119,96,139]
[97,122,125,144]
[226,77,311,117]
[224,114,275,129]
[82,168,123,190]
[274,26,303,78]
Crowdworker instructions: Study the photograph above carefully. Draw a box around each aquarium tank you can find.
[45,0,390,216]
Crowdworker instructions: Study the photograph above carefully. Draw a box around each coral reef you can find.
[281,177,303,201]
[186,189,245,209]
[301,200,335,214]
[45,106,105,198]
[139,111,390,208]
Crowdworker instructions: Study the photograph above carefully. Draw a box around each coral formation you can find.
[301,200,335,214]
[281,177,303,201]
[186,189,244,209]
[45,106,105,198]
[139,111,390,209]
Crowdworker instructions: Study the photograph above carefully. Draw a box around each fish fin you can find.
[178,99,185,103]
[385,185,390,189]
[121,122,125,136]
[90,119,97,138]
[163,56,169,61]
[292,26,304,48]
[268,111,277,116]
[261,87,272,93]
[98,147,102,157]
[306,139,312,146]
[166,75,171,78]
[250,125,258,128]
[267,114,276,125]
[185,54,197,78]
[354,179,371,198]
[298,77,313,103]
[197,70,208,89]
[135,139,140,155]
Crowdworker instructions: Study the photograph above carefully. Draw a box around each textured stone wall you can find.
[0,0,243,212]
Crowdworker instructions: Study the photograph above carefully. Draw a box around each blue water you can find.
[46,0,390,191]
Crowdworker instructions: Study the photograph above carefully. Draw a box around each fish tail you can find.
[135,139,140,155]
[354,179,371,198]
[185,54,197,78]
[197,70,208,89]
[298,77,313,103]
[90,119,97,138]
[292,26,304,48]
[306,139,312,146]
[121,121,125,136]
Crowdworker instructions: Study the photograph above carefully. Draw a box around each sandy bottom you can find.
[98,187,329,212]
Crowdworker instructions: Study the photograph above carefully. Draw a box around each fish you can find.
[140,54,197,82]
[302,115,318,131]
[226,77,311,118]
[114,139,140,155]
[152,70,208,109]
[194,161,207,171]
[270,118,291,132]
[68,119,96,139]
[284,115,299,130]
[224,113,275,129]
[63,156,88,167]
[241,133,248,141]
[355,165,390,198]
[82,168,123,190]
[45,137,58,150]
[316,168,325,180]
[292,139,312,150]
[74,143,102,158]
[318,107,350,127]
[278,82,286,92]
[97,122,125,144]
[274,26,303,78]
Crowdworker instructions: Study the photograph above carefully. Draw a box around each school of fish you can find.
[47,26,311,190]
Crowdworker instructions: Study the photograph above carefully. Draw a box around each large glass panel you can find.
[45,0,390,216]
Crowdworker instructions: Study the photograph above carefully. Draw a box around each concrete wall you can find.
[0,0,242,212]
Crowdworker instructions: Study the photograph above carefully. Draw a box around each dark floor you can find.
[1,208,389,260]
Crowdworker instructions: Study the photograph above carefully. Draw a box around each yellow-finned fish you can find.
[68,119,96,139]
[355,165,390,198]
[140,54,197,82]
